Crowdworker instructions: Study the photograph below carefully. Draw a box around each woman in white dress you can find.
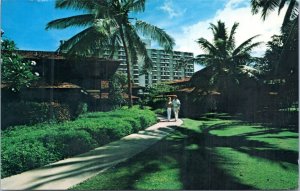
[166,97,172,121]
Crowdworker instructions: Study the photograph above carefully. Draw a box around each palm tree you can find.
[251,0,298,106]
[250,0,299,26]
[192,20,262,112]
[46,0,175,107]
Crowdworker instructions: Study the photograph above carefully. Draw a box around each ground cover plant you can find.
[1,107,156,178]
[72,114,298,190]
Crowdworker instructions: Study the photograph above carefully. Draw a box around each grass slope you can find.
[72,115,298,190]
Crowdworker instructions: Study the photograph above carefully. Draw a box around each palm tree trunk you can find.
[119,25,133,108]
[282,0,296,27]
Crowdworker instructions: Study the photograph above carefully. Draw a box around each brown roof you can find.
[1,82,81,89]
[10,50,119,63]
[89,92,139,100]
[167,77,191,85]
[30,82,81,89]
[175,87,220,95]
[154,94,178,98]
[176,87,195,93]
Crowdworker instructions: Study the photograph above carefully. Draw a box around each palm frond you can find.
[232,35,260,56]
[124,0,146,13]
[46,14,94,30]
[195,54,220,66]
[278,0,287,14]
[239,41,262,54]
[58,26,112,55]
[261,0,280,20]
[135,20,175,51]
[227,22,239,50]
[107,34,122,59]
[126,23,153,71]
[55,0,99,10]
[197,38,218,55]
[239,65,261,78]
[250,0,262,14]
[57,27,95,54]
[94,18,119,36]
[211,21,228,44]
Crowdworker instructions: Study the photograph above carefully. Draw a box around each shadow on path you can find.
[1,123,178,190]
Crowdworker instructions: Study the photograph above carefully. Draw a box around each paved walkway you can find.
[1,118,182,190]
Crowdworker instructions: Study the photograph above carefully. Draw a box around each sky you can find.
[2,0,286,71]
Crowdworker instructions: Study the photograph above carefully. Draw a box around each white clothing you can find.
[172,99,181,108]
[172,98,181,120]
[167,108,172,121]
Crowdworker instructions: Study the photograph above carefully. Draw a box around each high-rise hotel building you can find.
[103,41,194,87]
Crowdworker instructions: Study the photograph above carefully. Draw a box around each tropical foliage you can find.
[194,21,261,88]
[251,0,299,109]
[2,107,156,178]
[46,0,175,107]
[190,21,262,112]
[108,72,127,108]
[1,39,39,91]
[250,0,299,26]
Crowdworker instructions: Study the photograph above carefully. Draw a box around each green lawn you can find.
[72,115,298,190]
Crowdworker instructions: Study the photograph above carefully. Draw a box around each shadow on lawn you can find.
[172,126,256,190]
[111,121,298,190]
[64,118,298,190]
[174,122,297,189]
[198,123,298,164]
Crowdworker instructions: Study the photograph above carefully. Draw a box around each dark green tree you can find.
[46,0,175,107]
[251,0,299,107]
[194,21,261,90]
[108,72,127,108]
[191,21,262,112]
[250,0,298,26]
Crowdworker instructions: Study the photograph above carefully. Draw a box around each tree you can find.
[192,20,262,112]
[46,0,175,107]
[108,72,127,108]
[250,0,298,26]
[1,39,39,92]
[251,0,299,106]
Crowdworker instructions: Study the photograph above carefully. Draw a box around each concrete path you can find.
[1,118,182,190]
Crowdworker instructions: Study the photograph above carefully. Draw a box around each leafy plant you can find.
[1,39,39,91]
[1,107,156,178]
[108,72,127,108]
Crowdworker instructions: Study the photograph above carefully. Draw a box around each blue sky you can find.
[2,0,285,71]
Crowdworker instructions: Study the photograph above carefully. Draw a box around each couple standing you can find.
[166,95,181,122]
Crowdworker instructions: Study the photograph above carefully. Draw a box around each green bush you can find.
[1,107,157,178]
[41,130,97,158]
[1,101,72,129]
[153,108,167,116]
[1,141,58,177]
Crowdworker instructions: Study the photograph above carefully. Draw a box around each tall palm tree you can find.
[46,0,175,107]
[192,20,262,112]
[194,21,261,90]
[251,0,298,105]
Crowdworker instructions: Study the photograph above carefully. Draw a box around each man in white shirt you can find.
[172,95,181,121]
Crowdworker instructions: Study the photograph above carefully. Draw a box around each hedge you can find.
[1,107,156,178]
[1,101,87,129]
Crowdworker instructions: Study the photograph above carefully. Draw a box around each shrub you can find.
[1,107,157,178]
[1,101,71,129]
[1,140,58,177]
[1,128,97,178]
[153,108,167,116]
